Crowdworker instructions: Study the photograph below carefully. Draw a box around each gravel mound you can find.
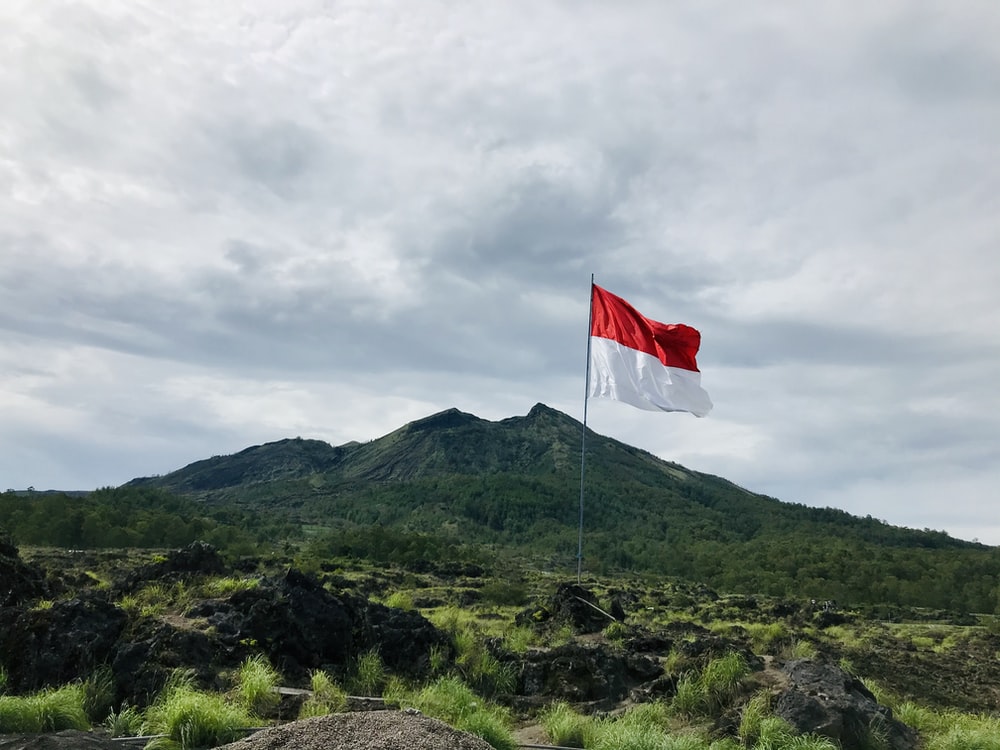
[0,730,121,750]
[218,712,496,750]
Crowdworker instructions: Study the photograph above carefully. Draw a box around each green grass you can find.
[743,622,791,654]
[894,703,1000,750]
[298,670,347,718]
[202,576,259,597]
[671,652,750,718]
[0,684,90,733]
[142,670,256,750]
[384,590,416,610]
[104,703,144,737]
[399,676,517,750]
[348,648,386,696]
[83,666,116,724]
[539,701,593,748]
[235,655,281,717]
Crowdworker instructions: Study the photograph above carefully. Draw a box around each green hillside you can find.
[115,403,1000,613]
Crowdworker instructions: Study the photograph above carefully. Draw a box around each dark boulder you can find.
[114,541,226,594]
[224,568,357,679]
[774,659,918,750]
[353,599,448,678]
[0,730,122,750]
[0,592,126,693]
[517,642,662,704]
[548,583,614,634]
[0,535,48,607]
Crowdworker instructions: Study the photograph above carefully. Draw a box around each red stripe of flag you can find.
[590,284,702,373]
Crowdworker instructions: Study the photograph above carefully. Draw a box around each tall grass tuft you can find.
[737,690,772,746]
[298,670,347,719]
[0,684,90,733]
[672,652,750,718]
[927,726,1000,750]
[104,703,144,737]
[589,721,670,750]
[348,648,386,696]
[384,590,415,611]
[671,671,704,717]
[780,735,840,749]
[539,701,592,748]
[83,666,116,724]
[700,652,749,712]
[401,676,517,750]
[142,670,255,750]
[235,655,281,717]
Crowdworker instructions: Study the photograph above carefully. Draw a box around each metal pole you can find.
[577,274,595,583]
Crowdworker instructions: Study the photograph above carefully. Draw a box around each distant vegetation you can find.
[6,403,1000,614]
[0,486,298,555]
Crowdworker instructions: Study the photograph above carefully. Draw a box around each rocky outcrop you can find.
[0,545,445,707]
[516,582,616,634]
[0,535,48,606]
[774,660,918,750]
[0,592,127,693]
[517,642,662,705]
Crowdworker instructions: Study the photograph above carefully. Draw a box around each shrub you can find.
[478,581,528,606]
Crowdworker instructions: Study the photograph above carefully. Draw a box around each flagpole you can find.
[577,274,595,583]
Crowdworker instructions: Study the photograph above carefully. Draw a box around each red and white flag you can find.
[589,284,712,417]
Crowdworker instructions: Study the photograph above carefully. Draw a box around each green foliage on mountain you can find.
[0,485,298,554]
[8,403,1000,613]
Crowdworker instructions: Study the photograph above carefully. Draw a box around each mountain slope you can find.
[127,403,1000,611]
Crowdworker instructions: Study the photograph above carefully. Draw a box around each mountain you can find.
[128,403,999,611]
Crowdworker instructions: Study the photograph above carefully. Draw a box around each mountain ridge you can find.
[127,403,977,552]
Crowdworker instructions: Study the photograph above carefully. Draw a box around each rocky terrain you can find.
[3,539,1000,749]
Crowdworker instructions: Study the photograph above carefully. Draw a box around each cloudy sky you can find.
[3,1,999,544]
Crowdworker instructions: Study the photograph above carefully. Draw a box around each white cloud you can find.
[2,0,999,546]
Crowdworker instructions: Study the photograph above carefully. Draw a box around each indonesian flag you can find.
[589,284,713,417]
